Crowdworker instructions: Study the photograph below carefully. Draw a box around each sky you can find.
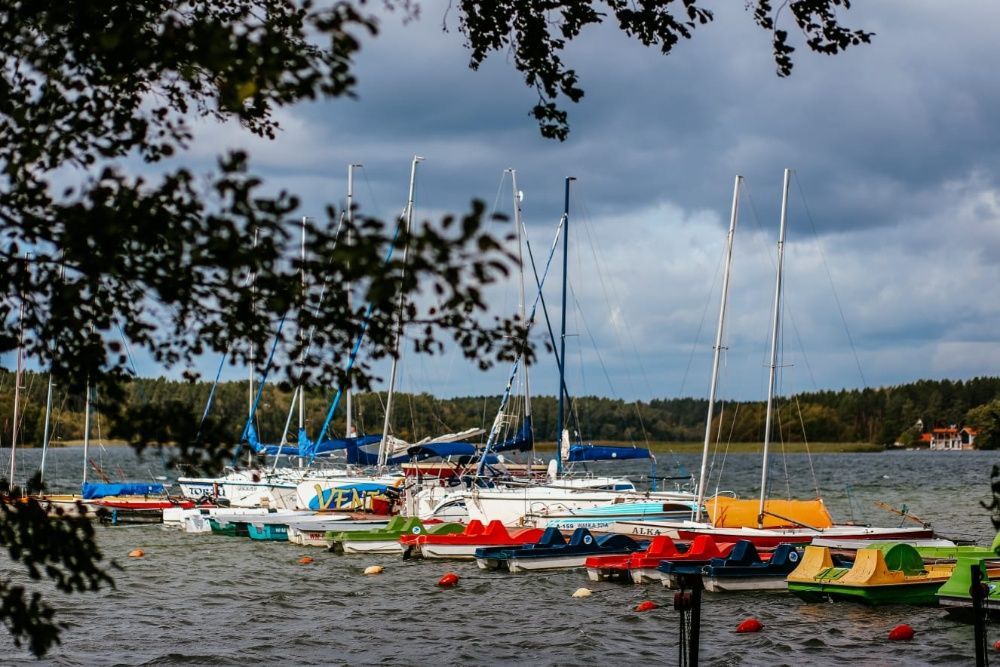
[11,1,1000,404]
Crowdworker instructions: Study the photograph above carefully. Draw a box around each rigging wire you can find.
[795,394,821,498]
[792,172,867,387]
[569,194,667,458]
[678,244,727,398]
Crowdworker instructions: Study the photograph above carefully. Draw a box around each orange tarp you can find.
[705,496,834,529]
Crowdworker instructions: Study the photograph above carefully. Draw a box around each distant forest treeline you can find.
[2,370,1000,448]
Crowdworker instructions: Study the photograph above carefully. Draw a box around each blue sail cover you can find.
[566,444,652,462]
[406,442,504,469]
[406,442,477,460]
[492,417,534,453]
[243,423,301,457]
[82,482,165,499]
[343,436,409,466]
[297,424,382,460]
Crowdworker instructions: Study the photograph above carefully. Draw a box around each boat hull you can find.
[704,575,789,592]
[419,543,481,560]
[507,555,588,572]
[790,581,944,605]
[247,523,289,541]
[630,567,664,584]
[340,539,403,555]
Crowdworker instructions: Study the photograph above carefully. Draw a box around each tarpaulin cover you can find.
[82,482,165,499]
[566,444,651,462]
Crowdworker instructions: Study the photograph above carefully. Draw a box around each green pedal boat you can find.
[327,517,464,554]
[937,556,1000,617]
[788,543,956,605]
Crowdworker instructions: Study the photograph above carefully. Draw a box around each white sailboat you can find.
[610,170,933,547]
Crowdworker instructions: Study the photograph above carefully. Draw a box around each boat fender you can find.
[887,624,914,641]
[128,549,145,558]
[298,556,314,565]
[572,588,593,598]
[735,618,763,633]
[635,600,658,612]
[363,565,384,576]
[437,572,460,588]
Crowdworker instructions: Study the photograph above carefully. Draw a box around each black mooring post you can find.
[971,563,988,667]
[674,572,703,666]
[690,578,702,666]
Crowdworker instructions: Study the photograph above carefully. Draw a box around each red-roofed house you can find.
[929,426,977,450]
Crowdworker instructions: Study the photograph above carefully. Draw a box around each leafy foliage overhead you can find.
[0,0,872,657]
[451,0,872,139]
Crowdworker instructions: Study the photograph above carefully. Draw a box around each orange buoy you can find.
[993,639,1000,651]
[735,618,763,633]
[128,549,144,558]
[363,565,384,576]
[888,624,914,641]
[298,556,314,565]
[635,600,658,612]
[438,572,460,587]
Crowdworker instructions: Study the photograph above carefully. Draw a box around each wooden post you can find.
[971,562,987,667]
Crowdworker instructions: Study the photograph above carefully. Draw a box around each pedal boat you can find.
[413,520,544,560]
[475,527,645,573]
[788,543,957,604]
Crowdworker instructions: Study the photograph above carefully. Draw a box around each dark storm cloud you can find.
[159,1,1000,400]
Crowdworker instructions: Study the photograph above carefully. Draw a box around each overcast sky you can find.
[13,1,1000,405]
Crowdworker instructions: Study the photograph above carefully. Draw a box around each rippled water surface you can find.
[2,447,998,665]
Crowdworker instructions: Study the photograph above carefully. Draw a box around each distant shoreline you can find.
[534,441,887,454]
[17,441,962,454]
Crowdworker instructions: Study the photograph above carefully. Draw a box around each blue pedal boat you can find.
[702,541,804,592]
[659,541,806,591]
[475,527,646,572]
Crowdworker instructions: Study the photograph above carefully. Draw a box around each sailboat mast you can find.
[346,163,360,439]
[248,227,259,425]
[695,176,742,522]
[39,371,54,485]
[248,227,259,468]
[8,279,25,486]
[82,377,91,486]
[758,168,792,527]
[378,155,423,468]
[40,263,65,485]
[555,176,574,476]
[298,216,306,434]
[510,170,532,423]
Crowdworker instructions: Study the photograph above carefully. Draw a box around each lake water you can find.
[1,446,997,665]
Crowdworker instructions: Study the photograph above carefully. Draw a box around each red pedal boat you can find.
[586,535,737,583]
[414,520,545,560]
